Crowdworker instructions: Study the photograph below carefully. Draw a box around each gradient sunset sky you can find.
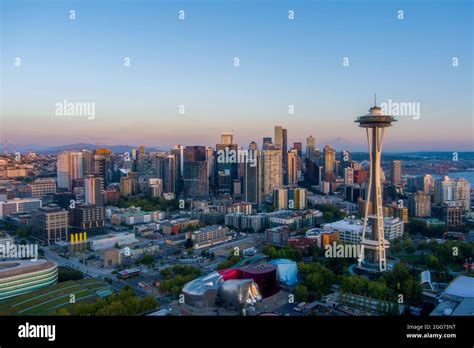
[1,0,472,151]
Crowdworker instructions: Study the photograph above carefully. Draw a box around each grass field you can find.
[0,278,112,315]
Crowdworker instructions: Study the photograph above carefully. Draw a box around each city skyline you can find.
[0,0,472,343]
[1,0,472,151]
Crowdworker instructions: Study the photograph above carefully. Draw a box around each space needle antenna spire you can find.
[355,98,397,272]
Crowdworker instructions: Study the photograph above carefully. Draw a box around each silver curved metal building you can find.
[181,271,223,307]
[218,279,262,309]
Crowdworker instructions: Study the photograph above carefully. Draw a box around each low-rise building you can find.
[30,179,57,198]
[69,204,106,234]
[89,232,138,251]
[268,209,323,230]
[224,213,268,232]
[306,227,340,247]
[100,248,121,268]
[162,218,199,235]
[383,217,404,240]
[430,276,474,316]
[0,198,42,218]
[31,205,68,245]
[265,226,290,247]
[186,225,231,249]
[6,212,32,228]
[323,218,366,244]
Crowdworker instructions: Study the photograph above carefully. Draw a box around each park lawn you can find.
[0,278,110,315]
[398,254,426,264]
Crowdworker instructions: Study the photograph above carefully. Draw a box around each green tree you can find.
[160,267,172,278]
[404,238,416,254]
[158,266,200,296]
[300,263,335,295]
[417,240,427,250]
[184,238,194,249]
[140,254,155,265]
[56,308,71,316]
[390,238,403,254]
[426,255,441,270]
[58,267,84,282]
[294,285,309,302]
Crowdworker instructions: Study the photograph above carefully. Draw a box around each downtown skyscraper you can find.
[243,141,262,206]
[183,146,209,200]
[57,151,84,190]
[391,160,402,186]
[323,145,336,183]
[274,126,288,184]
[84,175,104,206]
[262,143,283,198]
[306,135,316,162]
[215,132,239,196]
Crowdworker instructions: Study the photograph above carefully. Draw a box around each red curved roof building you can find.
[240,263,279,297]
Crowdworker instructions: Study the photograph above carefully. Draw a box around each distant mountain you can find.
[15,144,166,154]
[12,144,474,159]
[351,152,474,161]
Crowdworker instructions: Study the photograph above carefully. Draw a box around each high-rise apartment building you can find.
[84,175,104,206]
[273,188,288,210]
[455,178,471,211]
[434,176,471,211]
[323,145,336,182]
[282,128,288,184]
[220,133,233,145]
[120,176,133,197]
[171,145,184,179]
[262,137,272,150]
[82,150,93,175]
[287,149,299,185]
[408,191,431,217]
[274,126,283,148]
[344,167,354,185]
[262,146,282,198]
[306,135,316,162]
[289,187,306,210]
[92,148,112,187]
[183,146,209,200]
[391,160,402,186]
[243,142,262,205]
[163,155,177,194]
[422,174,435,194]
[148,178,163,198]
[57,151,84,190]
[293,142,302,157]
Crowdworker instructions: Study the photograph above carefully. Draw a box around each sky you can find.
[1,0,473,152]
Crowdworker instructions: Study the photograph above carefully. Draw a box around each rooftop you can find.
[324,219,364,232]
[0,260,57,280]
[443,275,474,298]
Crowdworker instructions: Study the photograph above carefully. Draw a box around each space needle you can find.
[355,96,396,272]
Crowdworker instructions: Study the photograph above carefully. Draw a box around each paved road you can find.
[42,247,113,278]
